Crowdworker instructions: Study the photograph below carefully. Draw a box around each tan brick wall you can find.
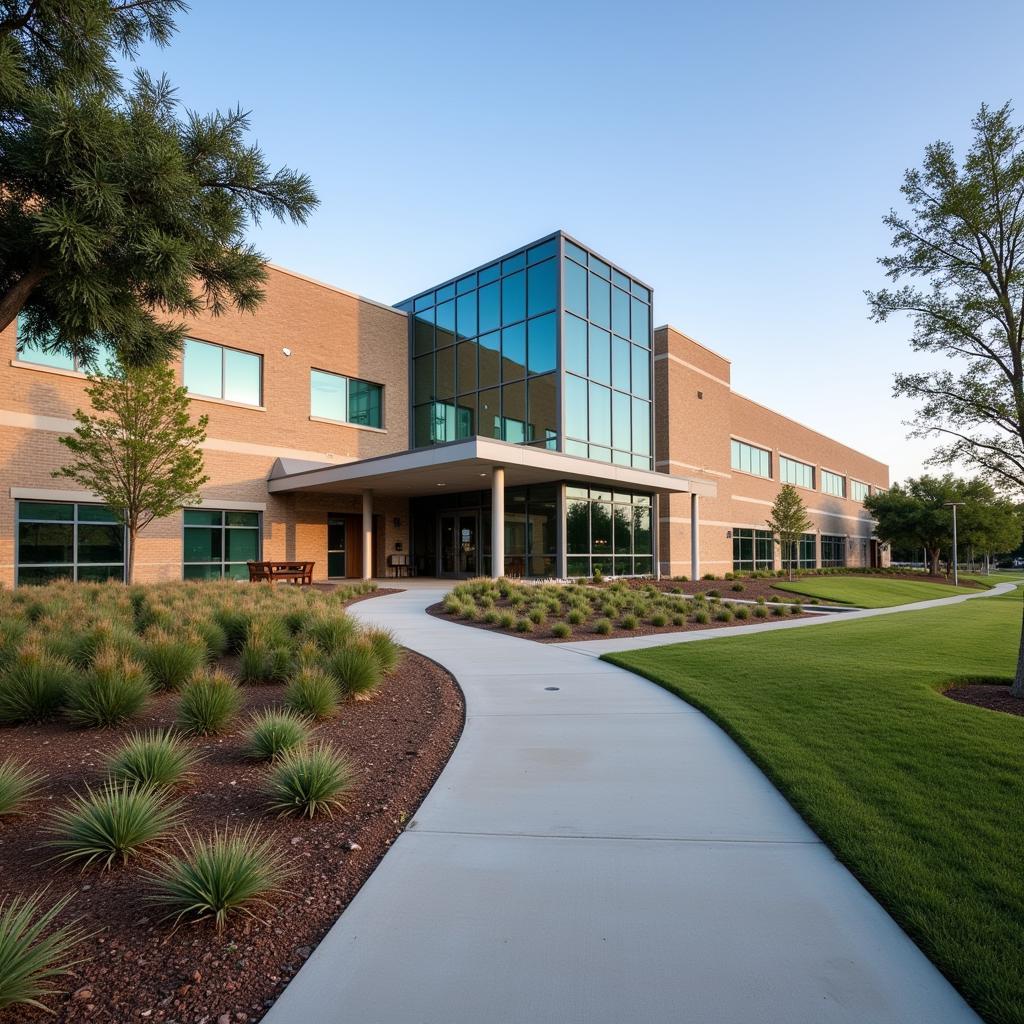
[656,326,890,577]
[0,267,411,586]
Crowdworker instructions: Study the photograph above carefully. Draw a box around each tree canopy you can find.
[765,484,813,580]
[0,0,317,367]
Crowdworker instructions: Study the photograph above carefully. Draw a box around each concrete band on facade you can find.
[0,231,888,586]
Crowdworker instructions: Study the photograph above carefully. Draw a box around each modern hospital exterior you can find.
[0,231,889,587]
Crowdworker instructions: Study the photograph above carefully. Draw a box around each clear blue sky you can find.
[132,0,1024,483]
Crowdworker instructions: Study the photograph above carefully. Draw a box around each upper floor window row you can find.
[184,338,262,407]
[310,369,383,429]
[821,470,846,498]
[730,439,771,478]
[850,480,870,502]
[17,320,119,375]
[779,455,814,489]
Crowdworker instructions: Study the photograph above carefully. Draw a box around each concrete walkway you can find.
[264,583,992,1024]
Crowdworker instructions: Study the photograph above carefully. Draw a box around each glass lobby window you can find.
[731,439,771,478]
[821,470,846,498]
[184,509,261,580]
[184,339,262,406]
[850,480,870,502]
[566,487,653,577]
[503,484,557,577]
[17,501,125,585]
[821,534,846,567]
[311,370,383,428]
[732,528,775,572]
[780,456,815,489]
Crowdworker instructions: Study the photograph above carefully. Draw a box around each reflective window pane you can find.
[565,374,588,440]
[311,369,346,420]
[413,314,434,355]
[589,382,612,446]
[457,340,477,393]
[435,300,456,347]
[612,336,631,391]
[502,252,526,275]
[478,263,500,285]
[632,397,651,455]
[414,354,434,403]
[502,381,526,443]
[478,331,500,388]
[565,240,588,264]
[347,379,382,428]
[588,325,611,385]
[564,258,587,316]
[612,287,630,337]
[183,339,222,398]
[612,390,631,450]
[456,292,477,340]
[501,323,526,381]
[564,314,588,376]
[502,271,526,325]
[631,345,650,398]
[527,313,556,375]
[478,388,501,439]
[223,348,261,405]
[630,297,650,344]
[528,238,558,264]
[435,346,455,401]
[527,258,557,316]
[588,273,610,328]
[527,373,557,449]
[478,282,501,333]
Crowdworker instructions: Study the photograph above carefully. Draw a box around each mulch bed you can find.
[426,600,821,644]
[944,683,1024,717]
[0,650,463,1024]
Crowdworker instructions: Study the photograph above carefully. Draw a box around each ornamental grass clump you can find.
[66,651,151,728]
[327,642,383,700]
[141,631,206,691]
[650,612,668,627]
[693,609,710,625]
[714,608,734,623]
[620,613,639,631]
[46,782,182,869]
[107,730,197,789]
[176,671,242,736]
[753,604,768,618]
[550,622,571,639]
[734,605,751,620]
[497,612,515,630]
[244,709,311,760]
[0,646,76,724]
[284,668,340,720]
[365,628,401,675]
[145,823,289,932]
[265,744,355,818]
[594,618,613,635]
[0,890,89,1012]
[0,759,42,817]
[514,617,533,634]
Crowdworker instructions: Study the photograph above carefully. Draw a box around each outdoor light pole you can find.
[944,501,964,586]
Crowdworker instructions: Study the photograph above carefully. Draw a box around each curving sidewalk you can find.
[263,583,998,1024]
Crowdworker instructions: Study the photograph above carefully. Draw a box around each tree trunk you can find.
[928,547,941,576]
[0,264,49,335]
[127,525,137,584]
[1012,601,1024,698]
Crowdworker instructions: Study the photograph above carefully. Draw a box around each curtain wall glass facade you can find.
[566,486,652,578]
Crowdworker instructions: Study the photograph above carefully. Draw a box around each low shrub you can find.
[714,608,734,622]
[592,567,604,584]
[702,573,717,581]
[265,744,355,818]
[514,617,533,633]
[594,617,612,635]
[141,632,206,692]
[497,612,515,629]
[365,628,401,675]
[620,613,639,630]
[731,583,745,592]
[650,612,668,627]
[527,607,546,625]
[176,672,242,736]
[707,590,721,598]
[46,782,181,868]
[771,604,786,616]
[326,643,383,700]
[734,605,751,620]
[303,612,357,653]
[244,709,311,760]
[0,890,89,1012]
[790,604,803,615]
[284,668,340,720]
[550,622,571,639]
[693,609,710,624]
[107,730,197,788]
[145,824,288,932]
[66,651,151,728]
[671,612,686,627]
[0,759,42,817]
[753,605,768,618]
[0,647,75,724]
[239,640,294,685]
[566,609,585,626]
[482,610,500,625]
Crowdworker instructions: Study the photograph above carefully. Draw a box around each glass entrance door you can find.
[440,513,478,576]
[327,513,347,578]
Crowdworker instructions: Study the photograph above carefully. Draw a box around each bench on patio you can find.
[246,561,315,585]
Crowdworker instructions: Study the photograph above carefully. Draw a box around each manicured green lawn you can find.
[772,575,979,607]
[604,587,1023,1024]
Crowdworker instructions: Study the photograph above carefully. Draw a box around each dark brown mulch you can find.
[0,651,463,1024]
[944,683,1024,717]
[426,600,821,643]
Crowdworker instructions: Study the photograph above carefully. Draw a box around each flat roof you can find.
[267,437,717,499]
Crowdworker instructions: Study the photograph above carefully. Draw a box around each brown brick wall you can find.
[655,326,890,577]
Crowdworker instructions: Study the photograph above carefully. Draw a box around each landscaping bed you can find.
[0,580,463,1022]
[429,578,821,643]
[945,681,1024,717]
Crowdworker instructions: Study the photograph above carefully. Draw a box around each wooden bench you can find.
[247,561,315,585]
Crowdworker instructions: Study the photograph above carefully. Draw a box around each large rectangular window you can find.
[16,320,118,375]
[17,501,125,585]
[183,509,261,580]
[566,486,653,578]
[821,534,846,567]
[850,480,869,502]
[779,456,814,489]
[798,533,816,568]
[821,470,846,498]
[731,440,771,478]
[310,369,383,428]
[732,528,775,572]
[183,339,262,407]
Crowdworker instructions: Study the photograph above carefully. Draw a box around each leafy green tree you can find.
[0,0,317,368]
[53,361,209,582]
[868,101,1024,694]
[957,480,1024,567]
[766,484,813,580]
[865,476,960,576]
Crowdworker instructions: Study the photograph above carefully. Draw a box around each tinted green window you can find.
[502,271,526,325]
[17,323,119,375]
[457,340,478,393]
[731,440,771,478]
[589,382,611,446]
[565,374,588,439]
[630,297,650,344]
[588,325,610,385]
[632,398,651,455]
[17,501,125,585]
[612,390,631,450]
[564,314,588,376]
[479,331,500,388]
[612,336,630,391]
[821,534,846,567]
[478,388,501,439]
[630,345,650,398]
[184,339,261,406]
[501,323,526,381]
[348,379,382,428]
[588,273,610,328]
[414,404,433,447]
[502,381,526,443]
[527,258,557,316]
[184,508,261,579]
[311,369,347,420]
[456,395,476,438]
[527,313,556,375]
[223,348,261,405]
[18,501,73,522]
[479,282,501,333]
[413,314,434,355]
[77,504,119,523]
[564,258,587,316]
[612,287,630,336]
[456,292,477,340]
[183,508,221,526]
[436,346,455,401]
[527,373,557,449]
[183,339,222,397]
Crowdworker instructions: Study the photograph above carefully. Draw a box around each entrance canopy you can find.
[267,436,717,498]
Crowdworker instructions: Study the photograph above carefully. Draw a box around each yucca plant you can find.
[265,744,355,818]
[65,651,151,728]
[107,730,198,788]
[0,890,89,1011]
[0,759,43,817]
[364,628,401,675]
[140,632,207,691]
[244,709,311,760]
[284,668,340,720]
[0,646,76,724]
[326,643,383,700]
[46,782,182,869]
[176,672,243,736]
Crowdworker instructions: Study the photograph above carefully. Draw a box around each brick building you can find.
[0,232,888,586]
